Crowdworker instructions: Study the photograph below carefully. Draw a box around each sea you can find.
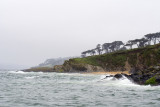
[0,71,160,107]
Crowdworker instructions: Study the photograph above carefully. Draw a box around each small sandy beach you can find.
[82,71,130,75]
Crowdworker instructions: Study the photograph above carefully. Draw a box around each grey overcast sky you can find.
[0,0,160,67]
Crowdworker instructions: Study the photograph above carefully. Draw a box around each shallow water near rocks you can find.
[0,71,160,107]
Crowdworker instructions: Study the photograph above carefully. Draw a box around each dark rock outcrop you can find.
[114,74,123,79]
[104,65,160,86]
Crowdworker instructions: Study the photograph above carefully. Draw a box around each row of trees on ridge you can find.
[81,32,160,57]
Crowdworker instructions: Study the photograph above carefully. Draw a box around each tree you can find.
[109,43,116,52]
[81,32,160,57]
[114,41,124,51]
[145,33,154,45]
[155,32,160,43]
[152,32,160,44]
[124,43,133,49]
[127,40,137,49]
[96,44,102,55]
[81,49,96,57]
[127,38,149,48]
[139,38,148,48]
[81,51,87,58]
[90,49,96,56]
[102,43,111,53]
[130,39,143,48]
[109,41,124,52]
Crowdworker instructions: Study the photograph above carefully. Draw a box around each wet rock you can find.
[114,74,123,79]
[127,65,160,85]
[102,65,160,86]
[105,75,114,78]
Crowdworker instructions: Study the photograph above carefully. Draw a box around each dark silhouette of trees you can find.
[108,41,124,52]
[139,38,148,48]
[114,41,124,51]
[144,33,160,45]
[145,34,153,45]
[81,32,160,58]
[155,32,160,43]
[81,51,87,58]
[132,39,142,48]
[90,49,96,56]
[152,32,160,44]
[96,44,102,55]
[81,49,97,57]
[125,38,148,48]
[124,43,132,49]
[102,43,111,53]
[86,50,92,56]
[127,40,137,49]
[109,44,115,52]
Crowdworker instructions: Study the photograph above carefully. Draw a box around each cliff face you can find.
[54,44,160,73]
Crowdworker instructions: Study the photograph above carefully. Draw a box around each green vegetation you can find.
[65,43,160,72]
[72,53,126,67]
[71,56,100,66]
[127,53,137,67]
[145,77,157,85]
[68,52,127,71]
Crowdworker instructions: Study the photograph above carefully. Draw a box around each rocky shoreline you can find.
[23,65,160,86]
[106,65,160,86]
[23,44,160,86]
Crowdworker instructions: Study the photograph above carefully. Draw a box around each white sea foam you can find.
[8,71,44,74]
[8,70,27,74]
[98,75,160,91]
[98,75,138,87]
[100,75,107,79]
[38,72,44,74]
[25,76,39,79]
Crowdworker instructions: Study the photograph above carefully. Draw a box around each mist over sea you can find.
[0,71,160,107]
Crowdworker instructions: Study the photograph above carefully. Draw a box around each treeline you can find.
[81,32,160,57]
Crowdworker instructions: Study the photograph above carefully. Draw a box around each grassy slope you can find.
[66,44,160,71]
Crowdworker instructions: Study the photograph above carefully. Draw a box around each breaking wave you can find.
[8,70,27,74]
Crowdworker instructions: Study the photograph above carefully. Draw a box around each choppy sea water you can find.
[0,71,160,107]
